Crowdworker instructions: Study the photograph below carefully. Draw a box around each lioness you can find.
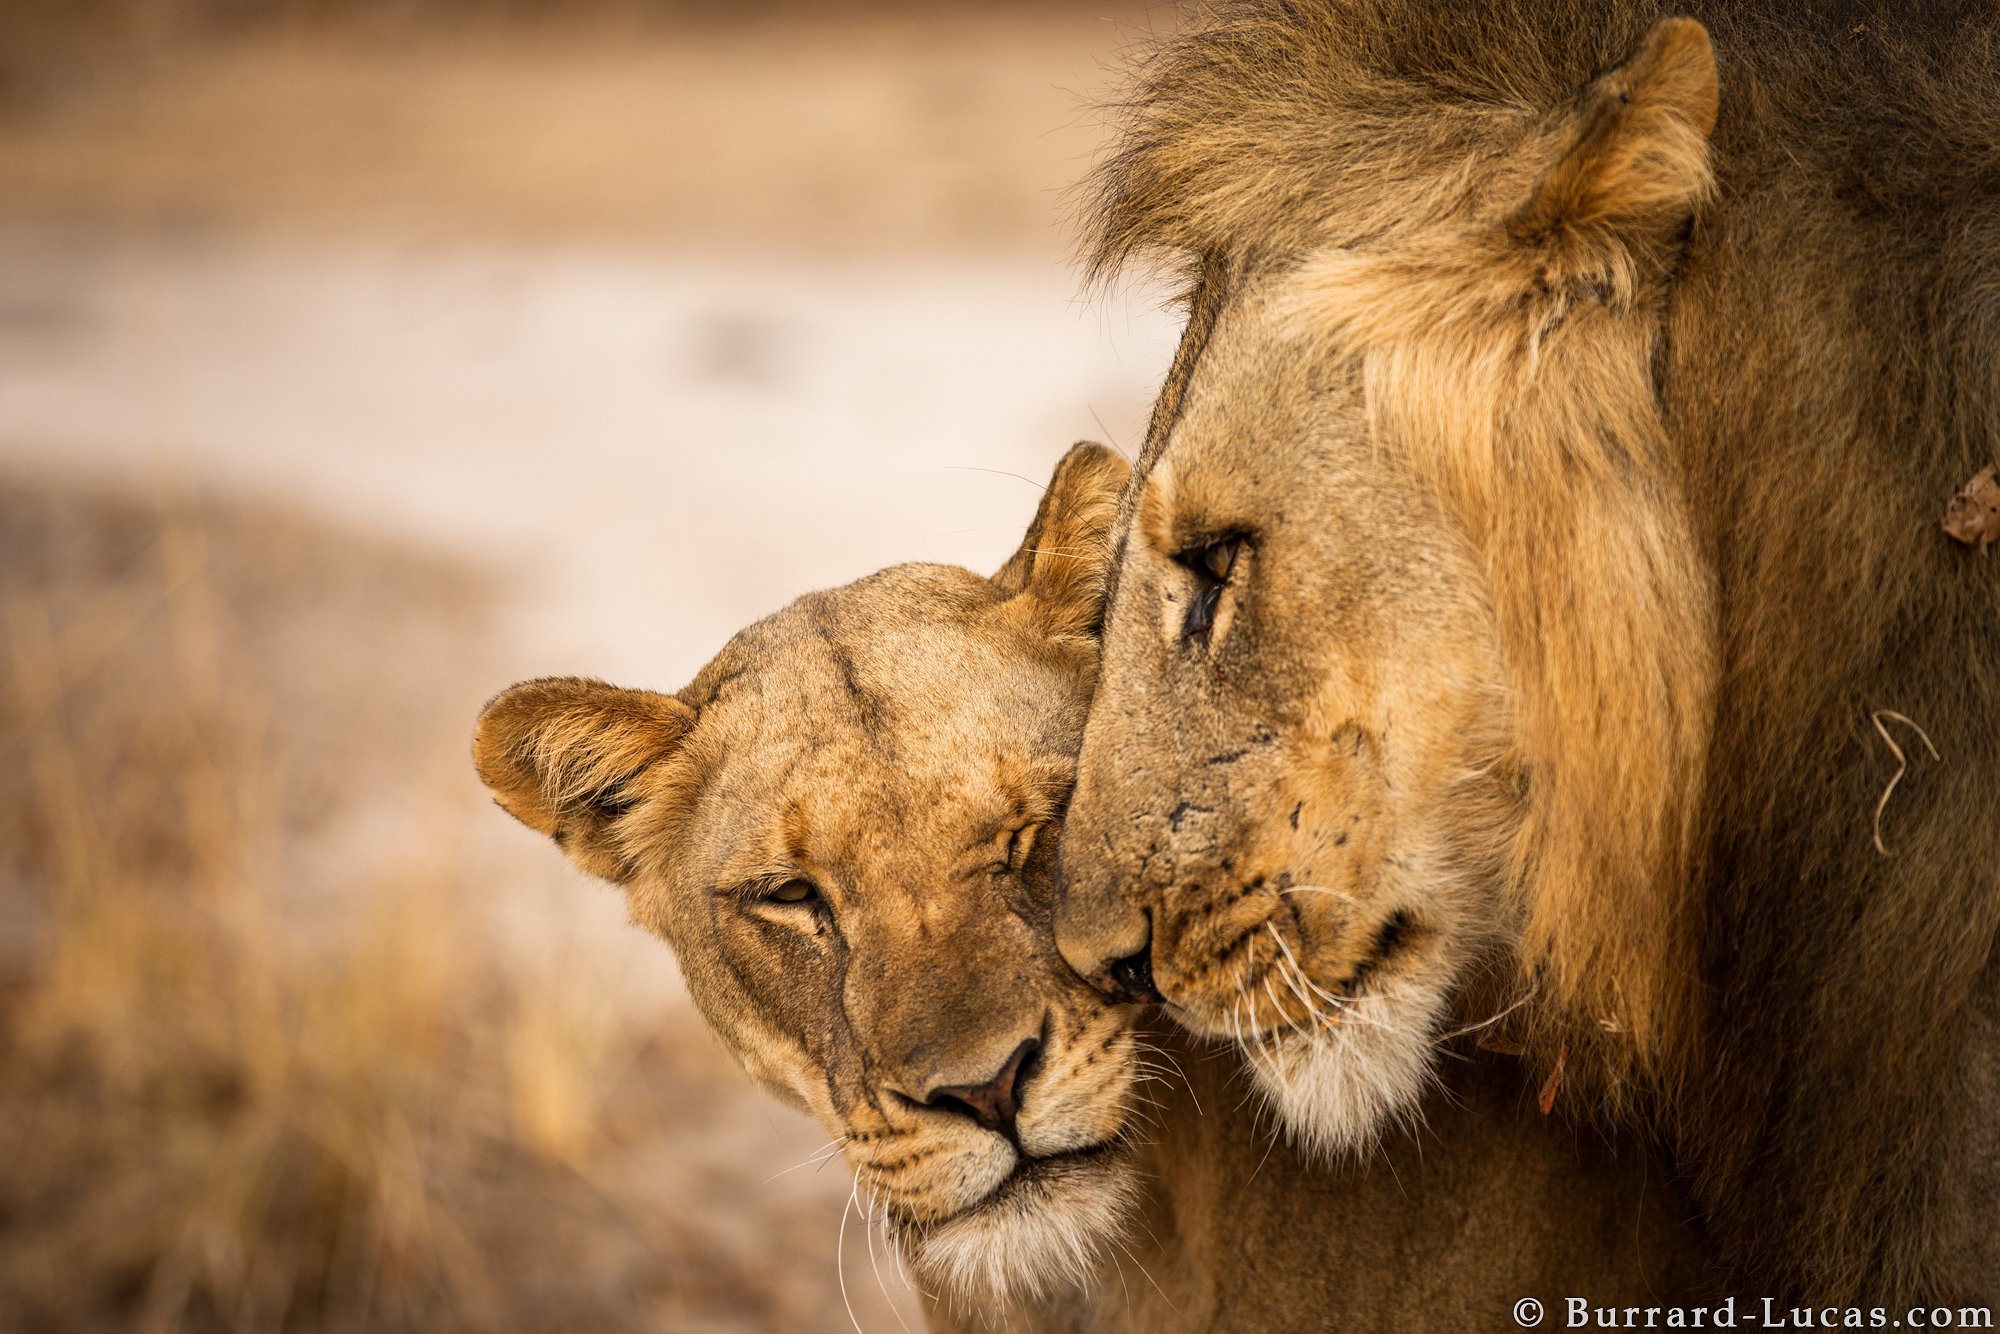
[1056,0,1999,1304]
[476,443,1708,1327]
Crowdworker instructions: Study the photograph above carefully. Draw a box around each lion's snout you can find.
[1051,872,1153,1005]
[1051,837,1157,1003]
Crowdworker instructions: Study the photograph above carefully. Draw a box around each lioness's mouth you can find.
[991,1138,1121,1200]
[924,1138,1125,1228]
[894,1133,1141,1304]
[1010,1137,1116,1180]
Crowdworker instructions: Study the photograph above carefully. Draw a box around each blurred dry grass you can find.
[0,475,917,1332]
[0,2,1162,1328]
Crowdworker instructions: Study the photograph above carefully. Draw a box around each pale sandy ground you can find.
[0,8,1178,1331]
[0,228,1176,688]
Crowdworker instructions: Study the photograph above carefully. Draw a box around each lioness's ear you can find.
[1510,17,1717,273]
[473,677,694,884]
[993,440,1131,641]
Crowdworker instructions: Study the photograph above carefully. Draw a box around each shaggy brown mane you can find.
[1085,0,2000,1303]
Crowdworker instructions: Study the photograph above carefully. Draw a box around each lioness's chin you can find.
[898,1144,1139,1306]
[1241,977,1449,1158]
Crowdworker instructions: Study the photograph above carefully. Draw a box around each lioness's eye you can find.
[1003,821,1045,871]
[766,879,819,906]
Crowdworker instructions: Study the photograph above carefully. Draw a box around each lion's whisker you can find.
[1440,990,1533,1041]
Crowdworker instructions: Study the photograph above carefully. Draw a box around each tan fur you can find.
[1061,0,2000,1303]
[479,441,1712,1329]
[477,444,1147,1307]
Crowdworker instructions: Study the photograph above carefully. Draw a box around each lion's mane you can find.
[1083,0,2000,1301]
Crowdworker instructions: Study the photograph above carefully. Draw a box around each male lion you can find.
[475,442,1709,1327]
[1054,0,2000,1306]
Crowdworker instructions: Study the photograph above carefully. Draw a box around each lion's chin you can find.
[895,1142,1139,1308]
[1240,976,1448,1159]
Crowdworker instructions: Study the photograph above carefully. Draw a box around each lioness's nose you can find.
[922,1036,1039,1142]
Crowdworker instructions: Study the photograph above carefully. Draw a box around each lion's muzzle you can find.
[1052,867,1156,1006]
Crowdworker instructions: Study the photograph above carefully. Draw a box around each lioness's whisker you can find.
[1108,1238,1134,1316]
[1130,1039,1199,1112]
[1262,970,1316,1043]
[1243,1109,1285,1185]
[860,1184,915,1334]
[763,1135,851,1183]
[1112,1236,1179,1311]
[1265,938,1332,1033]
[1127,1049,1184,1076]
[1264,923,1365,1017]
[940,463,1047,492]
[836,1182,866,1334]
[1279,884,1353,900]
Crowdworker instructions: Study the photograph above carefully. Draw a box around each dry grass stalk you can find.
[0,476,886,1333]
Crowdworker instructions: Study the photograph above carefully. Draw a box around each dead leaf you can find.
[1538,1039,1569,1115]
[1476,1030,1526,1057]
[1942,464,2000,550]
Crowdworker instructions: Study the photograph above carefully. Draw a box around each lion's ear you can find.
[473,677,694,884]
[1510,17,1717,273]
[993,441,1131,641]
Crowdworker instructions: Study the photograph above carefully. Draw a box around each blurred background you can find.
[0,3,1180,1329]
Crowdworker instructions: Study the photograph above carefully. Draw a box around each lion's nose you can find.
[1052,840,1157,1002]
[1056,889,1161,1005]
[922,1036,1040,1142]
[1101,941,1162,1005]
[1077,934,1161,1006]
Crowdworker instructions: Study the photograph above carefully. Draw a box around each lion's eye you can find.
[1174,535,1247,646]
[1200,538,1241,583]
[765,879,820,906]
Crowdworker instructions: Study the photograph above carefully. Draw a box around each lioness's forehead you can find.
[690,561,1087,789]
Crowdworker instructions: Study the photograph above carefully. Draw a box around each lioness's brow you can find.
[946,816,1039,882]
